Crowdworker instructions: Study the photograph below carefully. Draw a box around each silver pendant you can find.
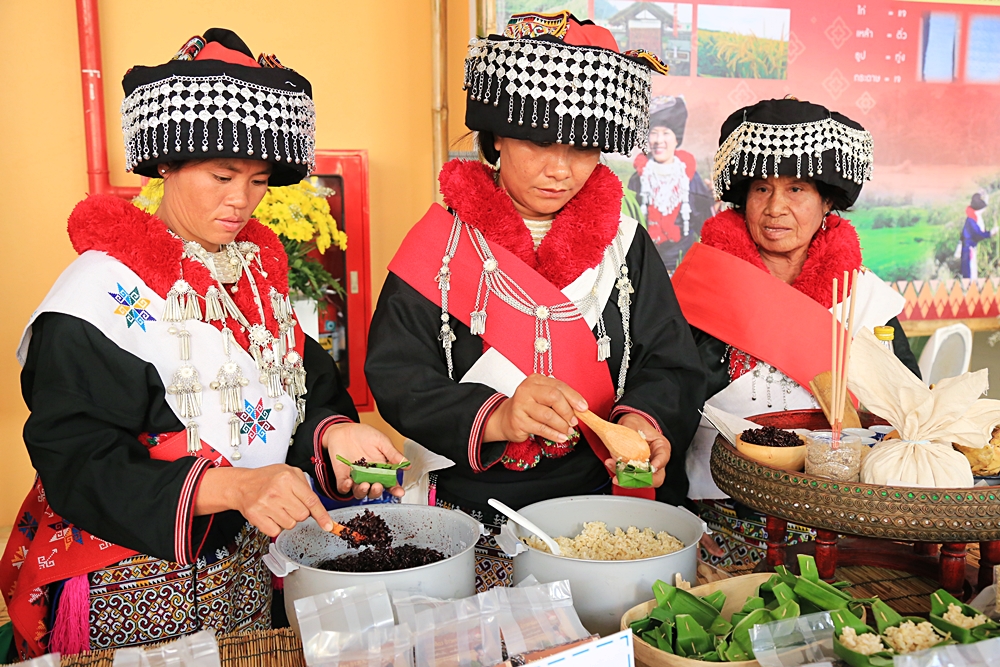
[167,364,203,418]
[210,361,250,413]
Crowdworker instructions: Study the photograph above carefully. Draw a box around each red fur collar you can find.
[438,159,623,289]
[699,208,862,309]
[67,194,289,347]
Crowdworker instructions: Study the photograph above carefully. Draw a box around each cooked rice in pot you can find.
[522,521,684,560]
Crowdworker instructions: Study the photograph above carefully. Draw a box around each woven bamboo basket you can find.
[711,410,1000,543]
[620,573,772,667]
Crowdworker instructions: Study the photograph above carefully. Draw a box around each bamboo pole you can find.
[431,0,449,202]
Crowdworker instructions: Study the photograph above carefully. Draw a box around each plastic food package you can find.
[111,630,220,667]
[491,580,591,657]
[750,611,838,667]
[7,655,62,667]
[390,590,451,632]
[303,624,413,667]
[892,635,1000,667]
[413,591,503,667]
[295,582,395,651]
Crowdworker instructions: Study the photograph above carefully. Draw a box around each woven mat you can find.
[58,629,305,667]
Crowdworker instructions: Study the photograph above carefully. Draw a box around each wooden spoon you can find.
[574,409,651,462]
[328,520,368,546]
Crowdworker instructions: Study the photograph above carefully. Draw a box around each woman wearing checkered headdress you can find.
[670,98,921,568]
[366,10,707,593]
[1,29,402,658]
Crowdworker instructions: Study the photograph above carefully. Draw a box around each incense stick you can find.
[830,270,858,443]
[840,269,859,431]
[831,276,839,431]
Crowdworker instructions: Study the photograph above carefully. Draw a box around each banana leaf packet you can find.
[870,600,952,653]
[630,555,865,662]
[615,460,653,488]
[335,455,410,486]
[928,589,1000,644]
[831,609,895,667]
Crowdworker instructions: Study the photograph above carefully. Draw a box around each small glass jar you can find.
[805,433,863,481]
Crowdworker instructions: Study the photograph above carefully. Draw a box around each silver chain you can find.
[436,213,632,399]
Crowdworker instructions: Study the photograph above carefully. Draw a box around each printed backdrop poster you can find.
[490,0,1000,328]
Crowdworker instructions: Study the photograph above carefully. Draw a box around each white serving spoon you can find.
[488,498,562,556]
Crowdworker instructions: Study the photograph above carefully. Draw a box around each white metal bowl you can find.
[265,504,483,636]
[506,496,706,637]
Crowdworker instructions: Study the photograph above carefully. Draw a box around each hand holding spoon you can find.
[574,409,651,462]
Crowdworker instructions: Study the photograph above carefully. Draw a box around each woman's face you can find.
[745,176,830,257]
[494,136,601,220]
[158,158,272,251]
[648,126,678,163]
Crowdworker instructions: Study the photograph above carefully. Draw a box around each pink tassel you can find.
[49,574,91,655]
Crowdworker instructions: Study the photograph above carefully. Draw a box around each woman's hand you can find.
[324,422,406,500]
[604,413,672,488]
[197,465,334,538]
[484,374,588,444]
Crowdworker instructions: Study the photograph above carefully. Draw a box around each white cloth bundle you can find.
[848,328,1000,488]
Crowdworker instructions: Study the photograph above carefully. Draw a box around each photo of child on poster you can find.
[627,96,714,270]
[490,0,1000,323]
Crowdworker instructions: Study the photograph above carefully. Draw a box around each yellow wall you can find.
[0,0,472,523]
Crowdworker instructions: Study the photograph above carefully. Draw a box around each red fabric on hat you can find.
[563,19,620,52]
[195,41,260,67]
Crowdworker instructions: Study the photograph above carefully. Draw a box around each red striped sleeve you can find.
[313,415,356,499]
[609,405,663,435]
[469,393,507,472]
[174,456,213,565]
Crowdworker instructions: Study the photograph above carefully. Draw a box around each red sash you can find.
[0,432,227,657]
[389,204,652,499]
[672,243,838,393]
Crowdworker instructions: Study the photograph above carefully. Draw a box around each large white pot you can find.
[507,496,706,637]
[265,504,483,636]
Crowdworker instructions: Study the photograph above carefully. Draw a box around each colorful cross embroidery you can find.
[17,512,38,540]
[109,283,155,331]
[237,398,275,445]
[48,521,84,551]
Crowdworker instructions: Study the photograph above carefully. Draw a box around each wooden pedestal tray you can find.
[710,409,1000,598]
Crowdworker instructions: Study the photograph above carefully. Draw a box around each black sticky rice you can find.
[316,509,446,573]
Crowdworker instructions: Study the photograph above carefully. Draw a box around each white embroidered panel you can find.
[18,251,296,469]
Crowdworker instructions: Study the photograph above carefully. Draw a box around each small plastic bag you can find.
[892,635,1000,667]
[750,611,838,667]
[304,624,413,667]
[295,582,395,645]
[112,630,220,667]
[391,590,451,631]
[413,592,503,667]
[492,581,590,657]
[7,654,61,667]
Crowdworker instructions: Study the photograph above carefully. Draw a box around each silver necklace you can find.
[437,213,633,399]
[162,232,306,461]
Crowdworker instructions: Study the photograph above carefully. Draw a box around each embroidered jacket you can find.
[365,160,706,519]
